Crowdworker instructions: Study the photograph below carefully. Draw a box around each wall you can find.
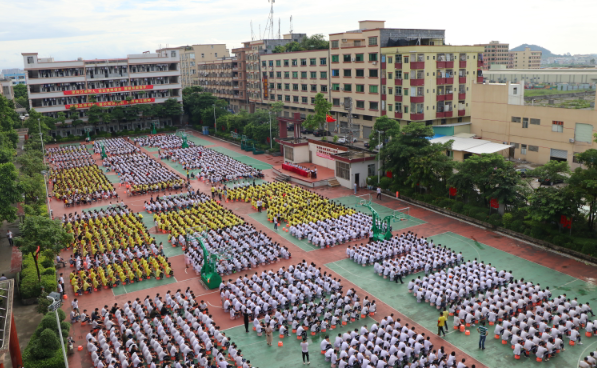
[308,142,341,170]
[292,145,310,163]
[350,160,375,188]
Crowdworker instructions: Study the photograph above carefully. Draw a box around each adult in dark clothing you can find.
[243,310,250,333]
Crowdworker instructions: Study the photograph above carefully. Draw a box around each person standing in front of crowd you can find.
[301,338,310,365]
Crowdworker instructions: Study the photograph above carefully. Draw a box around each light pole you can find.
[268,111,272,149]
[47,292,69,368]
[376,130,384,184]
[212,104,216,133]
[41,170,52,219]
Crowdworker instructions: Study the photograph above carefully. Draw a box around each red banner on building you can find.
[63,85,154,95]
[262,76,269,99]
[65,98,155,110]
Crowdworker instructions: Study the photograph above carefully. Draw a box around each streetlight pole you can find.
[41,170,52,219]
[376,130,384,184]
[268,111,272,149]
[47,293,69,368]
[213,104,216,133]
[38,118,45,165]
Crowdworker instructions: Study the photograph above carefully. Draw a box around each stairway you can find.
[274,173,291,182]
[327,178,340,187]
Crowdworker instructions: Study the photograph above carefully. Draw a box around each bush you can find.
[501,213,513,228]
[23,336,65,368]
[451,202,464,213]
[19,254,57,300]
[487,213,502,227]
[437,199,456,209]
[23,310,70,368]
[379,177,392,190]
[40,259,53,268]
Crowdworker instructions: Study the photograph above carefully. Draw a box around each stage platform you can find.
[272,163,335,188]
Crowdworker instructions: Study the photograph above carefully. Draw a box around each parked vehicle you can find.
[313,129,331,137]
[301,128,314,134]
[515,168,529,177]
[337,136,357,144]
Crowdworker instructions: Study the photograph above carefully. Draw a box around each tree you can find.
[16,150,46,177]
[569,149,597,230]
[56,112,66,128]
[183,92,219,125]
[300,34,329,50]
[269,101,284,115]
[406,141,455,192]
[383,122,434,181]
[200,99,229,128]
[302,93,331,131]
[0,163,21,223]
[527,186,581,225]
[529,160,570,188]
[14,84,28,109]
[160,98,183,122]
[0,132,16,164]
[182,86,203,96]
[368,115,400,148]
[14,216,74,282]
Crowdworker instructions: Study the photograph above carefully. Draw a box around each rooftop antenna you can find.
[290,15,293,34]
[264,0,275,39]
[250,20,255,41]
[278,17,281,39]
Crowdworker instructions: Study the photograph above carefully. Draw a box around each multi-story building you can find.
[21,50,182,137]
[470,81,596,167]
[159,44,229,88]
[328,21,448,139]
[1,68,27,85]
[1,78,14,100]
[197,57,246,112]
[259,49,330,119]
[383,45,485,128]
[509,47,542,69]
[484,67,597,85]
[474,41,509,70]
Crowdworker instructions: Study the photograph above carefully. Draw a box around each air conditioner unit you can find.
[340,88,344,91]
[373,61,377,65]
[569,138,575,143]
[352,57,356,62]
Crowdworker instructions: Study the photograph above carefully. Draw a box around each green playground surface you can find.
[105,173,120,184]
[248,211,320,252]
[208,146,273,171]
[139,211,184,258]
[332,195,426,232]
[225,316,376,368]
[112,275,178,296]
[144,146,160,152]
[187,135,214,147]
[325,232,597,368]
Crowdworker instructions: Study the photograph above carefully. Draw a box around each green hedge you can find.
[19,254,57,299]
[23,310,69,368]
[53,126,177,143]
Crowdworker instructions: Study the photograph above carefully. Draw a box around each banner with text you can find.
[63,85,154,96]
[65,98,156,110]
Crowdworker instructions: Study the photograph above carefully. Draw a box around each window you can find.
[262,61,266,67]
[552,121,564,133]
[269,72,274,78]
[292,59,298,66]
[310,58,317,65]
[301,59,307,66]
[311,85,317,92]
[368,37,378,46]
[355,54,364,62]
[284,146,294,161]
[404,56,409,63]
[530,118,540,125]
[298,71,305,79]
[268,60,274,67]
[343,55,351,62]
[332,69,340,77]
[369,69,378,78]
[293,96,299,102]
[388,72,393,79]
[306,72,314,79]
[404,106,409,113]
[336,161,350,180]
[320,58,327,65]
[521,144,527,155]
[293,84,299,91]
[522,118,529,128]
[356,69,365,77]
[320,71,327,79]
[368,164,376,177]
[331,40,339,48]
[284,60,289,66]
[292,72,298,78]
[269,83,274,89]
[369,85,378,93]
[575,123,593,142]
[333,98,340,106]
[344,84,352,92]
[276,60,281,67]
[356,101,365,109]
[344,69,352,77]
[388,87,393,95]
[369,53,378,62]
[302,84,308,91]
[511,116,521,123]
[403,88,408,96]
[388,104,393,111]
[529,145,538,152]
[300,96,308,104]
[284,83,290,90]
[395,102,402,111]
[285,95,290,102]
[513,87,517,95]
[171,51,176,57]
[369,102,379,110]
[363,116,373,121]
[277,83,282,89]
[276,72,282,78]
[321,85,328,92]
[311,97,315,104]
[332,84,340,91]
[284,72,290,78]
[356,85,364,92]
[27,57,34,64]
[332,55,339,63]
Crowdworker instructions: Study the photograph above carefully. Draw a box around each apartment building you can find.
[1,78,14,100]
[21,50,182,136]
[470,81,596,167]
[509,47,542,69]
[328,21,445,139]
[1,68,27,85]
[474,41,509,70]
[197,57,246,112]
[383,45,485,127]
[158,44,229,88]
[259,49,330,119]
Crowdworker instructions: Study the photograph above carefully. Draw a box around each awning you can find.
[465,142,512,154]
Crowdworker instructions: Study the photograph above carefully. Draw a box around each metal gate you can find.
[550,148,568,160]
[362,126,373,141]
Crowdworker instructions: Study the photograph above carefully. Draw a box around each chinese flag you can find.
[449,187,457,197]
[490,198,499,209]
[326,114,336,123]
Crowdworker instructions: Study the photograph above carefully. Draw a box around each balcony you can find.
[436,94,445,101]
[436,61,446,69]
[444,94,453,101]
[395,95,402,102]
[410,78,424,86]
[444,111,453,118]
[381,94,386,100]
[458,109,465,116]
[395,63,402,69]
[410,96,424,103]
[437,78,446,85]
[459,60,467,68]
[395,79,402,86]
[381,62,386,69]
[458,77,466,84]
[410,113,424,120]
[445,77,454,85]
[381,78,386,85]
[458,93,466,100]
[395,112,403,119]
[477,76,484,83]
[477,60,484,67]
[410,61,425,69]
[445,61,454,68]
[436,112,445,118]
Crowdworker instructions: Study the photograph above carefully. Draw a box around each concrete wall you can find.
[309,142,337,170]
[293,145,310,163]
[350,160,375,188]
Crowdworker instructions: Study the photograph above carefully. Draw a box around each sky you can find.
[1,0,595,69]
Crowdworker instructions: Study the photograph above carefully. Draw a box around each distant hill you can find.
[510,44,560,58]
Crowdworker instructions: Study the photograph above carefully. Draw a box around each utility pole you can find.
[47,293,68,368]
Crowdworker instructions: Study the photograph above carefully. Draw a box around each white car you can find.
[337,137,357,144]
